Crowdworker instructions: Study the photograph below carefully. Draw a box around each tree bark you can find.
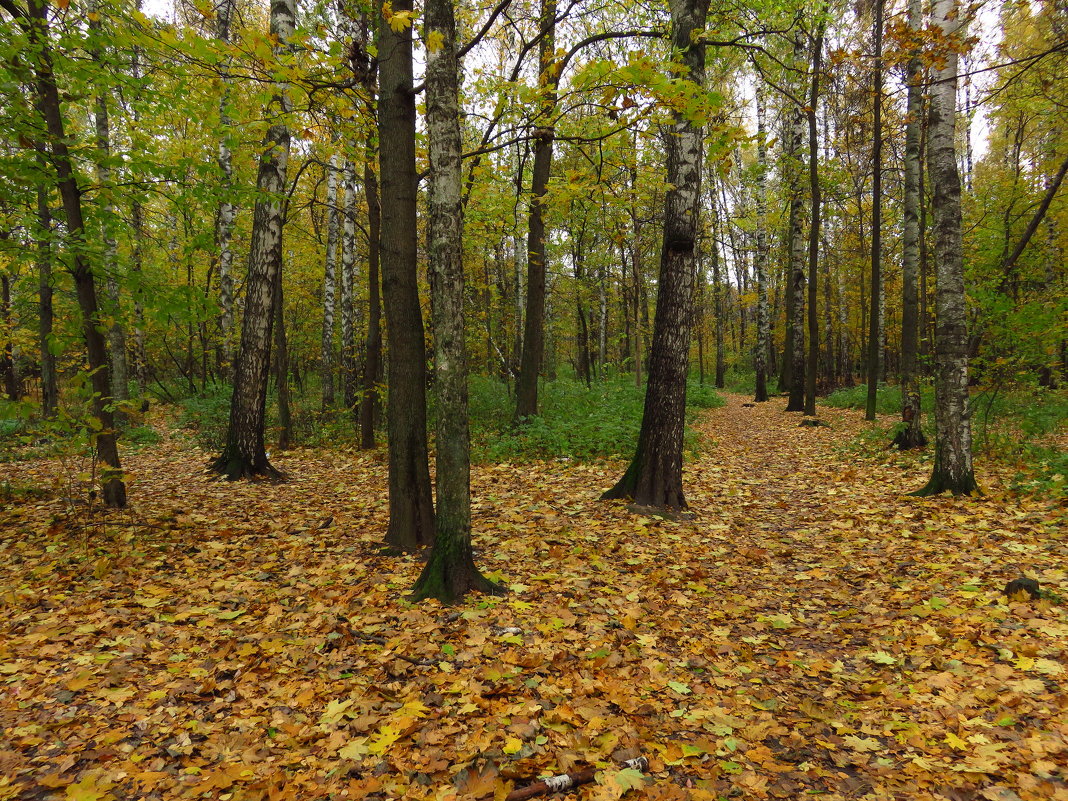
[412,0,504,603]
[785,29,807,411]
[865,0,884,421]
[215,0,237,378]
[378,0,434,549]
[35,181,58,416]
[25,0,125,506]
[360,156,383,448]
[210,0,295,481]
[341,160,358,409]
[896,0,927,450]
[601,0,711,511]
[754,84,770,402]
[513,0,558,422]
[321,152,340,410]
[915,0,978,495]
[804,21,826,417]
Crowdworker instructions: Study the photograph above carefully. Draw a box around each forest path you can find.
[0,395,1065,801]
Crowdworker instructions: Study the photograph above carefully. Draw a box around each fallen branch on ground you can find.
[505,756,649,800]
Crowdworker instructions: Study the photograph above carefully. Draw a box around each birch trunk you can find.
[216,0,237,376]
[378,0,435,549]
[412,0,503,602]
[210,0,295,480]
[341,160,358,409]
[602,0,710,511]
[804,22,826,417]
[321,153,340,410]
[710,195,726,389]
[915,0,978,495]
[754,84,770,402]
[896,0,927,449]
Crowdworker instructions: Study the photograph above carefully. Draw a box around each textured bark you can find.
[378,0,434,549]
[785,30,807,411]
[865,0,884,421]
[36,175,57,417]
[26,0,125,506]
[1,273,19,400]
[804,23,825,417]
[411,0,503,603]
[601,0,710,511]
[341,160,358,409]
[896,0,927,450]
[216,0,237,376]
[210,0,295,481]
[360,157,383,448]
[915,0,977,496]
[754,85,770,402]
[321,153,340,410]
[513,0,558,422]
[273,263,291,450]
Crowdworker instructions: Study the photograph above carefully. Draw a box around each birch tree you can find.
[915,0,977,495]
[754,82,770,403]
[321,152,340,410]
[601,0,711,512]
[895,0,927,449]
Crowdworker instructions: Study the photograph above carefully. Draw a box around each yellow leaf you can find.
[367,724,402,755]
[945,731,968,750]
[388,9,412,32]
[65,670,94,691]
[338,739,368,760]
[426,30,444,53]
[502,736,522,755]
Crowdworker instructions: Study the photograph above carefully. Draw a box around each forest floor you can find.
[1,394,1066,801]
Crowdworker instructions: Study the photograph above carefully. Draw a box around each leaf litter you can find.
[0,394,1065,800]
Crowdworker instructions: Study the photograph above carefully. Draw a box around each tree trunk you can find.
[210,0,295,481]
[321,153,340,410]
[804,21,826,417]
[274,260,292,450]
[785,30,807,411]
[915,0,977,495]
[26,0,125,506]
[513,0,558,422]
[360,156,383,448]
[215,0,237,378]
[35,174,57,417]
[1,273,19,401]
[865,0,884,421]
[601,0,710,511]
[754,83,770,402]
[896,0,927,450]
[412,0,503,603]
[341,160,358,409]
[378,0,434,549]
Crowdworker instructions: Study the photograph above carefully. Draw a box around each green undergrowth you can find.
[469,375,723,463]
[827,381,1067,500]
[169,374,724,465]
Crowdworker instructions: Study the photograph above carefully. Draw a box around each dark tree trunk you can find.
[35,174,57,417]
[865,0,884,421]
[513,0,558,422]
[785,29,807,410]
[25,0,125,506]
[753,85,770,402]
[1,272,20,401]
[601,0,710,512]
[411,0,504,603]
[378,0,434,548]
[360,157,383,449]
[210,0,295,481]
[273,264,292,451]
[709,188,726,389]
[804,22,826,417]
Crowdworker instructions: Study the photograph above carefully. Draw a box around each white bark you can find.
[321,152,340,409]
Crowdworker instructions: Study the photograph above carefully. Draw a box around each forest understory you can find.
[0,394,1066,801]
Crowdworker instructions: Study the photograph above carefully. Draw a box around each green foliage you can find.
[174,382,233,449]
[467,375,722,463]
